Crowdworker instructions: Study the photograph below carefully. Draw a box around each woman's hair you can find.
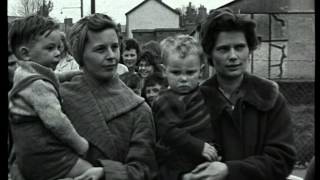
[160,34,205,65]
[137,50,162,73]
[200,8,259,66]
[59,31,71,58]
[122,38,140,56]
[68,13,118,66]
[141,40,161,64]
[8,15,59,58]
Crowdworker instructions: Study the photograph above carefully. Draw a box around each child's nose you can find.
[180,75,187,81]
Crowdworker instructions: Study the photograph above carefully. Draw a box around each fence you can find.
[277,80,314,164]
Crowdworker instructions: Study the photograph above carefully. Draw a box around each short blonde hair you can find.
[160,35,205,65]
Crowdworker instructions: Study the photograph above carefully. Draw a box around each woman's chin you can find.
[92,73,116,81]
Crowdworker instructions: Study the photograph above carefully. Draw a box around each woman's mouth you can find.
[226,64,241,71]
[102,64,116,70]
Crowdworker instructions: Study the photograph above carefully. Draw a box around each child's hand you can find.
[202,142,218,161]
[74,167,104,180]
[78,137,89,156]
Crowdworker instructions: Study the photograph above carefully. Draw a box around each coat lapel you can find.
[61,77,118,159]
[200,76,243,136]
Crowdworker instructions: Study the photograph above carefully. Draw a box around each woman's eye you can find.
[95,47,105,52]
[111,45,119,51]
[235,44,246,51]
[217,46,229,53]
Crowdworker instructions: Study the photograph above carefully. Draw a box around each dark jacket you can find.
[200,73,296,180]
[153,87,215,180]
[60,75,158,180]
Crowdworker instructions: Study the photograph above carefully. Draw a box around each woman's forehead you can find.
[86,29,118,45]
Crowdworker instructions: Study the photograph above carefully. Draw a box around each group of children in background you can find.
[8,14,219,180]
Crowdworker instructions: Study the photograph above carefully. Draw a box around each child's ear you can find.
[18,46,31,61]
[159,64,166,74]
[200,64,205,78]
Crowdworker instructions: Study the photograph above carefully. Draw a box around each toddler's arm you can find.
[19,79,88,156]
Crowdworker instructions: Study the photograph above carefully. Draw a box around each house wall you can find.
[286,14,315,79]
[247,13,315,80]
[289,0,314,12]
[127,0,180,38]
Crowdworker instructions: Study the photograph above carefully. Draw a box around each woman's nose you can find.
[229,48,238,61]
[106,48,117,61]
[107,48,115,58]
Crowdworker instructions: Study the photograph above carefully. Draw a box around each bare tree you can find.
[16,0,53,17]
[37,0,53,17]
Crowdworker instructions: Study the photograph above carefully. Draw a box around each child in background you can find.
[141,72,168,107]
[121,38,140,73]
[120,71,143,96]
[153,35,220,180]
[54,31,80,72]
[54,31,83,81]
[8,15,93,180]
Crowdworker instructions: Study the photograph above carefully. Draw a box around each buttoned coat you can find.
[200,73,296,180]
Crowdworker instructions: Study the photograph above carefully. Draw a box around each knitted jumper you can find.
[8,61,79,180]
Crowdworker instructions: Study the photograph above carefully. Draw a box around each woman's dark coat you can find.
[200,73,296,180]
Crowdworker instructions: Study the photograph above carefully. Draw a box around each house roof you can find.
[126,0,180,16]
[217,0,239,9]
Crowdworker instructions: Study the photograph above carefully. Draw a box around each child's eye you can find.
[171,71,180,75]
[186,71,196,75]
[46,46,55,51]
[153,89,160,93]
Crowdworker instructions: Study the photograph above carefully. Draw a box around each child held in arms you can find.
[8,15,95,180]
[153,35,221,180]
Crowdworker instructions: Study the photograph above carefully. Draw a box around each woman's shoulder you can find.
[60,76,87,96]
[130,101,153,116]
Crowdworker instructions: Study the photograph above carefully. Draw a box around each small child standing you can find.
[141,72,168,107]
[8,15,93,180]
[153,35,220,180]
[120,71,143,96]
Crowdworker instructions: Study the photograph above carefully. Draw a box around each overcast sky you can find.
[8,0,233,24]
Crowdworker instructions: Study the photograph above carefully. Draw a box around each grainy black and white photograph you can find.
[7,0,315,180]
